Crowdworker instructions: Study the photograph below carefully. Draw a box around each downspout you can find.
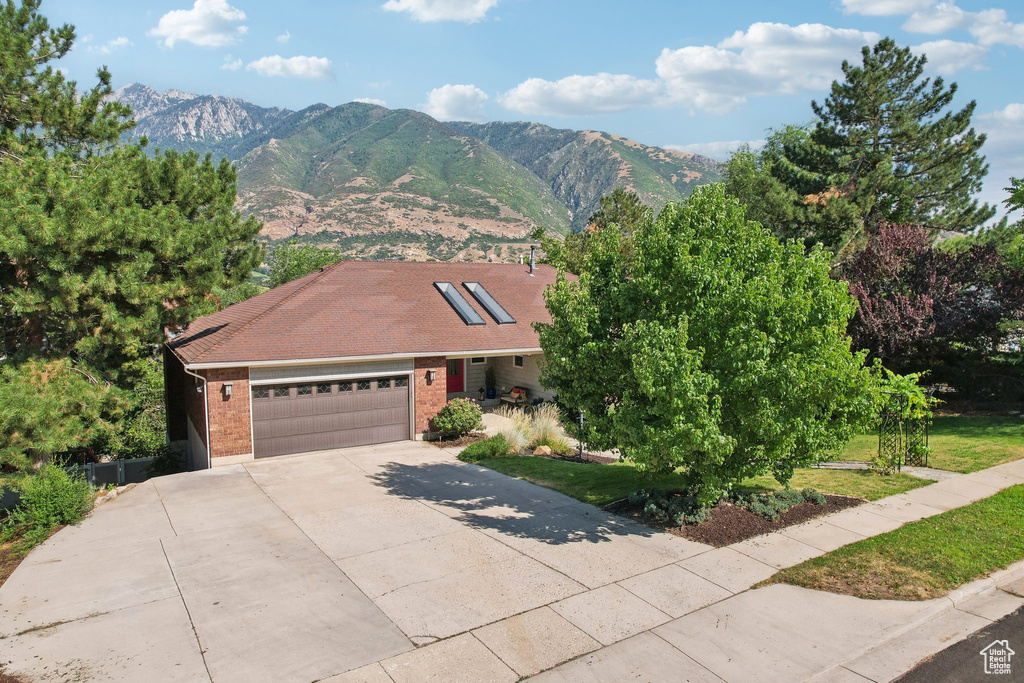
[182,364,212,470]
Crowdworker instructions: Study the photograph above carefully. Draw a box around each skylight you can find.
[463,282,516,325]
[434,282,485,325]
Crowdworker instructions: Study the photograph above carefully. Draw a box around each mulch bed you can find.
[608,494,864,547]
[428,432,488,449]
[536,451,619,465]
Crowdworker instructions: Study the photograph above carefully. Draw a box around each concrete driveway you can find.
[0,442,712,682]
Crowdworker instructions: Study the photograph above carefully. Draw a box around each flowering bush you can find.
[432,398,484,438]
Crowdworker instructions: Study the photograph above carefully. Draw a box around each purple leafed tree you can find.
[838,224,1022,370]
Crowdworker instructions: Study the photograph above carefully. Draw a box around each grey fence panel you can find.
[123,459,154,484]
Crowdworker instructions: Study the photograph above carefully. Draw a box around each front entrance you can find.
[446,359,464,393]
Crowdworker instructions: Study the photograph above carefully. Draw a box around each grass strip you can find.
[476,456,930,507]
[841,414,1023,473]
[762,484,1024,600]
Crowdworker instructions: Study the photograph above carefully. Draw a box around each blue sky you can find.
[49,0,1024,218]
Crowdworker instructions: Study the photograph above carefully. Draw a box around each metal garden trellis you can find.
[877,388,935,471]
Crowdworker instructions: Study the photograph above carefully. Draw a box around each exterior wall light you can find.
[426,369,436,383]
[223,383,233,397]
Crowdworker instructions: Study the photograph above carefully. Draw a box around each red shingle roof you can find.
[169,260,561,366]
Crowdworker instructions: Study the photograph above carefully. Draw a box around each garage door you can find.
[251,376,410,458]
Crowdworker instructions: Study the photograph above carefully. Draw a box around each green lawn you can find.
[738,468,930,501]
[839,414,1024,473]
[476,456,929,507]
[763,485,1024,600]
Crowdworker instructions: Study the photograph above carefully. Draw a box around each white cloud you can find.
[970,8,1024,47]
[221,56,242,70]
[422,84,489,121]
[656,23,880,113]
[276,29,291,43]
[498,73,664,117]
[381,0,497,23]
[354,97,387,106]
[975,103,1024,217]
[904,2,970,33]
[912,39,988,73]
[666,139,766,162]
[841,0,933,15]
[90,36,132,55]
[148,0,248,48]
[246,55,334,79]
[499,22,879,117]
[903,2,1024,48]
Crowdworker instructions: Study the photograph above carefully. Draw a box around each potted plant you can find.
[485,366,497,399]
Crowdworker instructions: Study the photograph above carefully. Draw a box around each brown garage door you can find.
[251,376,410,458]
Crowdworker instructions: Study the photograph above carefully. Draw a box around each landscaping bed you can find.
[761,484,1024,600]
[608,493,863,547]
[429,431,487,449]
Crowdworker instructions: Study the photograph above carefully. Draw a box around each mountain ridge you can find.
[115,84,723,260]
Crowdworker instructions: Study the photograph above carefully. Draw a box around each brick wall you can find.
[205,367,253,458]
[414,356,448,436]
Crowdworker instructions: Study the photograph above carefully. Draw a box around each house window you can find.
[394,377,408,388]
[513,355,524,368]
[378,379,391,389]
[272,385,291,398]
[338,381,352,392]
[252,387,269,400]
[356,380,371,391]
[470,357,486,365]
[316,383,332,395]
[297,385,312,396]
[447,359,461,376]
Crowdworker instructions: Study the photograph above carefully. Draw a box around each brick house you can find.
[164,260,560,469]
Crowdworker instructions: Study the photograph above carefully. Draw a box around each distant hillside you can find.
[235,103,571,261]
[114,85,723,261]
[447,121,723,231]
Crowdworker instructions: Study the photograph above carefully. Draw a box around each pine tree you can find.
[726,38,993,255]
[0,0,263,374]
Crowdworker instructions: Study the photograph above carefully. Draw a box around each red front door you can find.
[446,359,464,393]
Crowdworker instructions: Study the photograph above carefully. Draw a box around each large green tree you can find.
[267,241,345,288]
[0,0,263,374]
[534,188,653,274]
[726,38,992,255]
[537,185,878,504]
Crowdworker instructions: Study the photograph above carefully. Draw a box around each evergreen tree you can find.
[726,38,993,255]
[0,0,263,375]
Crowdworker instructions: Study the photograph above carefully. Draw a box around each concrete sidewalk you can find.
[525,456,1024,682]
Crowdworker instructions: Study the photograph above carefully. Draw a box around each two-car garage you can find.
[249,363,413,459]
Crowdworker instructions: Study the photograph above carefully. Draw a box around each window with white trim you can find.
[513,355,524,368]
[470,357,486,365]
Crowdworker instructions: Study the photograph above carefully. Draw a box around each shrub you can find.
[802,487,827,505]
[528,403,566,448]
[458,434,514,463]
[629,488,710,526]
[432,398,484,438]
[2,463,94,555]
[495,404,530,453]
[731,488,827,522]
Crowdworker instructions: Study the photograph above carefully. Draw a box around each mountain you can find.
[235,103,572,260]
[447,121,723,232]
[113,85,723,261]
[113,83,292,154]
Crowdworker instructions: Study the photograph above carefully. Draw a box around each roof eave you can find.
[179,347,544,371]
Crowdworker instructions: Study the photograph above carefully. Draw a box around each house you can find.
[164,260,560,469]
